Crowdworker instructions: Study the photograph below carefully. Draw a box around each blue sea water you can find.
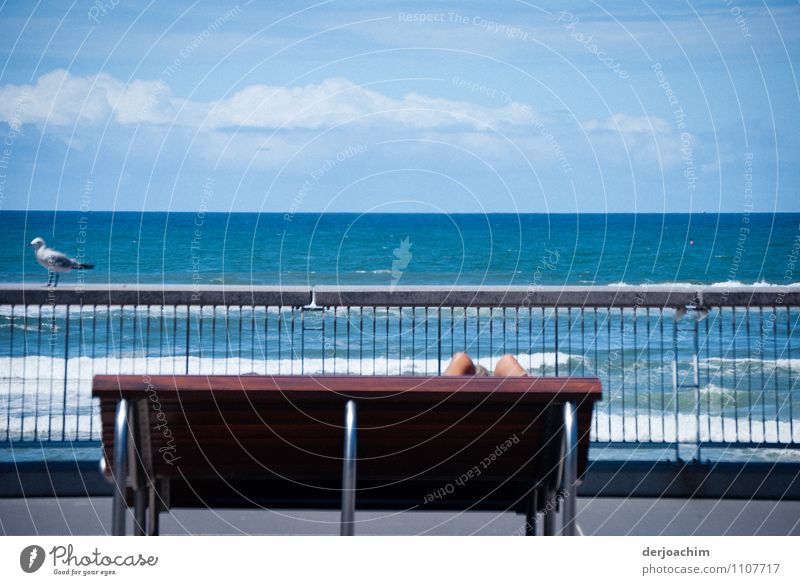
[0,211,798,286]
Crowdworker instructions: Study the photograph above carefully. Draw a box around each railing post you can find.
[340,400,357,536]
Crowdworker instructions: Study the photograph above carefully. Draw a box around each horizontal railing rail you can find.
[0,284,798,307]
[1,285,798,456]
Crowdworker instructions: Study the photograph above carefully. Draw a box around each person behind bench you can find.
[443,352,528,377]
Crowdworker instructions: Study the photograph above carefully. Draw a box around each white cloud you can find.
[0,69,541,132]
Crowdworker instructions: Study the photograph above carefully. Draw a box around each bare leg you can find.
[443,352,477,376]
[494,354,528,377]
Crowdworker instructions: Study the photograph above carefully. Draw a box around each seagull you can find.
[29,237,94,287]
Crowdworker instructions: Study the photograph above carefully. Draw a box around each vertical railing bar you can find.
[646,307,652,441]
[672,308,679,452]
[75,302,84,439]
[46,305,57,439]
[250,305,256,373]
[61,305,71,441]
[360,306,364,375]
[464,306,468,354]
[788,307,795,441]
[277,306,283,375]
[592,307,599,439]
[608,307,613,441]
[528,307,533,372]
[34,305,43,440]
[555,307,560,377]
[759,307,766,438]
[385,306,390,376]
[411,307,415,375]
[772,307,779,440]
[6,305,14,441]
[620,307,625,441]
[746,307,753,441]
[301,307,305,375]
[718,306,725,441]
[705,312,711,443]
[157,305,164,376]
[732,307,738,441]
[90,305,98,440]
[581,308,586,377]
[131,303,138,376]
[693,310,700,448]
[211,306,218,375]
[264,305,270,374]
[566,307,571,377]
[372,306,377,376]
[333,306,337,374]
[425,307,430,375]
[170,304,178,375]
[145,306,152,376]
[541,307,546,377]
[398,307,403,375]
[659,308,666,442]
[633,307,638,442]
[21,306,29,441]
[345,305,350,374]
[437,306,442,376]
[238,306,244,375]
[184,305,191,375]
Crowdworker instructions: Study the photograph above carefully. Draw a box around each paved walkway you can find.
[2,497,799,535]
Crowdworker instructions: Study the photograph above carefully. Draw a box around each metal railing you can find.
[1,284,798,451]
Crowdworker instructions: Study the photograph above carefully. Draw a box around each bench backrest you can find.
[94,375,601,487]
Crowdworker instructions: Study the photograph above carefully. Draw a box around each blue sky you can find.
[0,0,798,213]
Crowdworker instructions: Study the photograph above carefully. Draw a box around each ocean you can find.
[1,211,798,286]
[0,211,798,445]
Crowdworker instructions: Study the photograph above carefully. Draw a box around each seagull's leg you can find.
[45,271,53,287]
[54,273,59,288]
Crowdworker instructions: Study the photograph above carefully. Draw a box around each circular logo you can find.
[19,545,46,573]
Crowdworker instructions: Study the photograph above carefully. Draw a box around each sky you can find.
[0,0,798,213]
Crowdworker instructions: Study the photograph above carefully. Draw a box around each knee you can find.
[496,354,517,366]
[451,352,470,362]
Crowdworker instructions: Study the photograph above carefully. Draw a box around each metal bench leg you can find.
[133,488,147,535]
[340,400,357,536]
[111,399,129,536]
[560,401,578,536]
[147,483,160,536]
[525,489,538,536]
[543,490,558,535]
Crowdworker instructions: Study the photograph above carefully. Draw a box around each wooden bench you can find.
[93,374,602,535]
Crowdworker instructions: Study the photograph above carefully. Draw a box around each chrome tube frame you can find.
[111,399,129,536]
[560,401,578,536]
[340,400,357,536]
